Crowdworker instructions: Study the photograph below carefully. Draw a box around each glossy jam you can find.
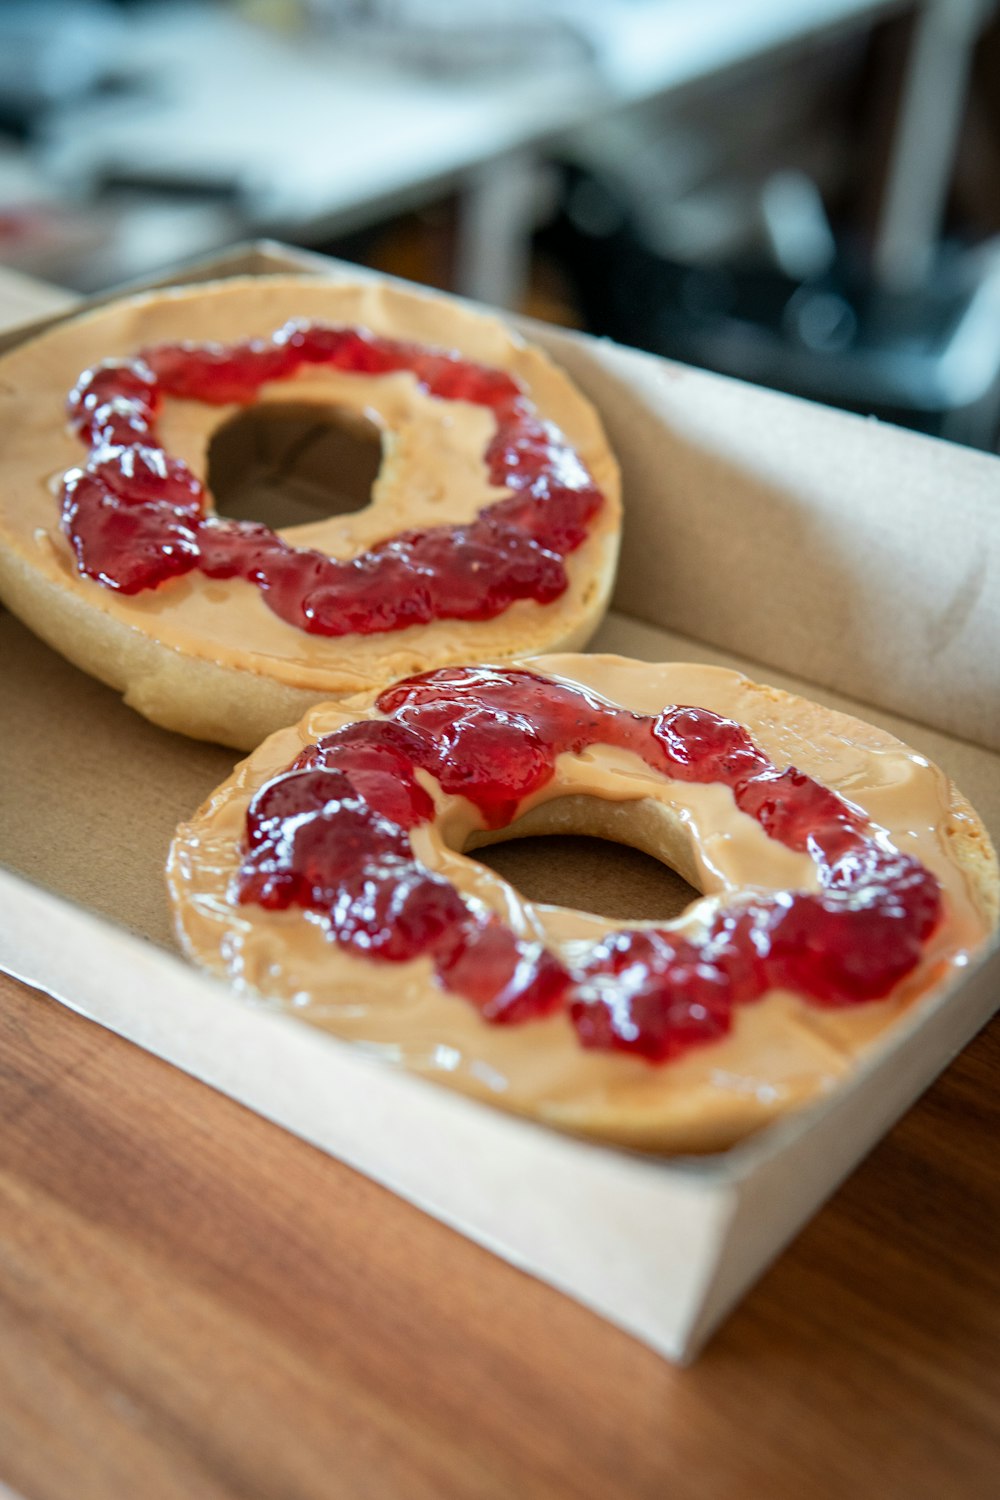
[60,325,603,634]
[234,668,943,1062]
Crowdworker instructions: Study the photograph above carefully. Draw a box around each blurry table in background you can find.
[0,264,999,1500]
[23,0,914,303]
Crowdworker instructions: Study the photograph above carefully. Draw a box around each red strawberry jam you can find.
[60,323,603,636]
[233,669,943,1063]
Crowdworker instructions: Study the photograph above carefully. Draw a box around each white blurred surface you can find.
[30,0,904,294]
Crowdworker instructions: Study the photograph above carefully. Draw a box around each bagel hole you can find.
[475,835,699,923]
[207,401,383,529]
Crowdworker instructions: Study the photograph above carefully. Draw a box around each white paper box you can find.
[1,243,997,1363]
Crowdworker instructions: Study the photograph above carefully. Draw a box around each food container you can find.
[1,242,997,1363]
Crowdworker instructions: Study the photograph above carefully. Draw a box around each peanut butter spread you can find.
[168,657,996,1153]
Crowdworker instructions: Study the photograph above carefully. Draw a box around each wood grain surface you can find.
[1,971,998,1500]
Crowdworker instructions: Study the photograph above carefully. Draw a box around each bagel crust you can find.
[0,276,621,748]
[167,656,999,1154]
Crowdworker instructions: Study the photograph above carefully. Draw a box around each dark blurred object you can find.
[544,163,1000,449]
[538,3,1000,450]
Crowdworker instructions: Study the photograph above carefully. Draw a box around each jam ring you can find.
[0,277,620,747]
[168,655,998,1153]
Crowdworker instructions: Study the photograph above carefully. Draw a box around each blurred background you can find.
[2,0,1000,447]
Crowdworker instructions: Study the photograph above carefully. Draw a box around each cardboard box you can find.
[1,244,998,1363]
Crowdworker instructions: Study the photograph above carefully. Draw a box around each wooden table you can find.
[1,271,998,1500]
[1,973,998,1500]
